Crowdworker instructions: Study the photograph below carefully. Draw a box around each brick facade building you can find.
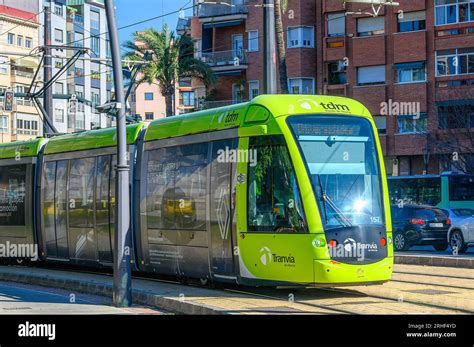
[189,0,474,176]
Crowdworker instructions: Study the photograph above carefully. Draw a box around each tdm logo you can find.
[320,101,350,112]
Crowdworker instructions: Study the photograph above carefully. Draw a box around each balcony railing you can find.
[197,1,248,17]
[200,49,247,67]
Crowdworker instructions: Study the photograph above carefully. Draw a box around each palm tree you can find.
[123,25,216,117]
[275,0,289,94]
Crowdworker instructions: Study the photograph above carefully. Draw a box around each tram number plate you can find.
[429,223,444,228]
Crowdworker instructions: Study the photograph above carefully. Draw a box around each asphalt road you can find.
[400,245,474,257]
[0,281,165,314]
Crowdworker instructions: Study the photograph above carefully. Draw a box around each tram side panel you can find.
[0,158,37,260]
[139,133,239,282]
[39,146,137,267]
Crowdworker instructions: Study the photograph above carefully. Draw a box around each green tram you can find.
[0,95,393,286]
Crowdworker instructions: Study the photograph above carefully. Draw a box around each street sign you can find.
[4,89,14,112]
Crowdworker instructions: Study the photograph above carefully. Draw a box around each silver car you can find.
[442,208,474,254]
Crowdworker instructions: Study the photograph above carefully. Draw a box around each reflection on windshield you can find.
[288,115,384,229]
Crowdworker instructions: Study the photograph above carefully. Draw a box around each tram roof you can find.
[0,138,46,159]
[144,94,369,142]
[44,123,145,155]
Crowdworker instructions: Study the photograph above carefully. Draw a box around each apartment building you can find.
[189,0,474,175]
[0,5,42,143]
[59,0,113,132]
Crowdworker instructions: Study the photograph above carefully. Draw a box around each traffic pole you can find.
[104,0,132,307]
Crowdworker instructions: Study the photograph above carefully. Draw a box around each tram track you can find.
[19,265,473,314]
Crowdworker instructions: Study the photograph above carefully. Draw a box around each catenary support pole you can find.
[43,0,54,135]
[104,0,132,307]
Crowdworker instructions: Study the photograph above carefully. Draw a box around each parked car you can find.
[441,208,474,254]
[391,204,451,251]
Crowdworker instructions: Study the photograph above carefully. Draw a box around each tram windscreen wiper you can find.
[316,175,352,228]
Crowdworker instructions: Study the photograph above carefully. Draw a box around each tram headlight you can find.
[353,199,368,213]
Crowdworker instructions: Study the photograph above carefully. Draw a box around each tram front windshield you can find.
[287,115,384,230]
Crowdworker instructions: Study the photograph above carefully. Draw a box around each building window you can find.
[0,56,8,74]
[287,26,314,48]
[7,33,15,45]
[180,91,195,107]
[91,88,101,106]
[91,62,100,80]
[373,115,387,135]
[55,82,63,94]
[398,11,426,32]
[144,92,154,101]
[17,35,23,47]
[75,32,84,47]
[145,112,154,120]
[437,48,474,76]
[394,62,426,83]
[327,12,345,37]
[397,113,428,134]
[357,16,385,36]
[54,29,63,43]
[248,30,259,52]
[249,80,259,99]
[75,60,84,77]
[357,65,386,86]
[0,116,7,133]
[91,36,100,56]
[54,5,63,16]
[55,108,64,123]
[25,37,32,48]
[288,78,315,94]
[328,61,347,85]
[435,0,474,26]
[90,10,100,31]
[438,104,474,129]
[232,84,245,103]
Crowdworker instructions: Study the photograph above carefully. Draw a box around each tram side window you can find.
[0,164,27,226]
[174,143,208,230]
[146,143,208,231]
[248,137,307,233]
[69,158,96,228]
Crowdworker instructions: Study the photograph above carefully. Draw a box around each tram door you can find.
[209,139,237,278]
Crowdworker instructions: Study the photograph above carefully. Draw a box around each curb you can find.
[0,268,225,315]
[395,254,474,269]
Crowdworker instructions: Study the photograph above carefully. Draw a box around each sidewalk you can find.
[0,265,333,315]
[395,253,474,269]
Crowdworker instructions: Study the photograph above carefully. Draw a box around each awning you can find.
[11,59,38,69]
[392,61,425,70]
[203,20,244,29]
[436,99,474,107]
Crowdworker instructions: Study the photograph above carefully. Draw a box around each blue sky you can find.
[115,0,193,45]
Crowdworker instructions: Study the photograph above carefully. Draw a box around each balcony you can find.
[197,1,248,25]
[200,49,248,72]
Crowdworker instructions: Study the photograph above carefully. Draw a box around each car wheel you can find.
[433,243,448,252]
[449,230,468,254]
[394,232,409,251]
